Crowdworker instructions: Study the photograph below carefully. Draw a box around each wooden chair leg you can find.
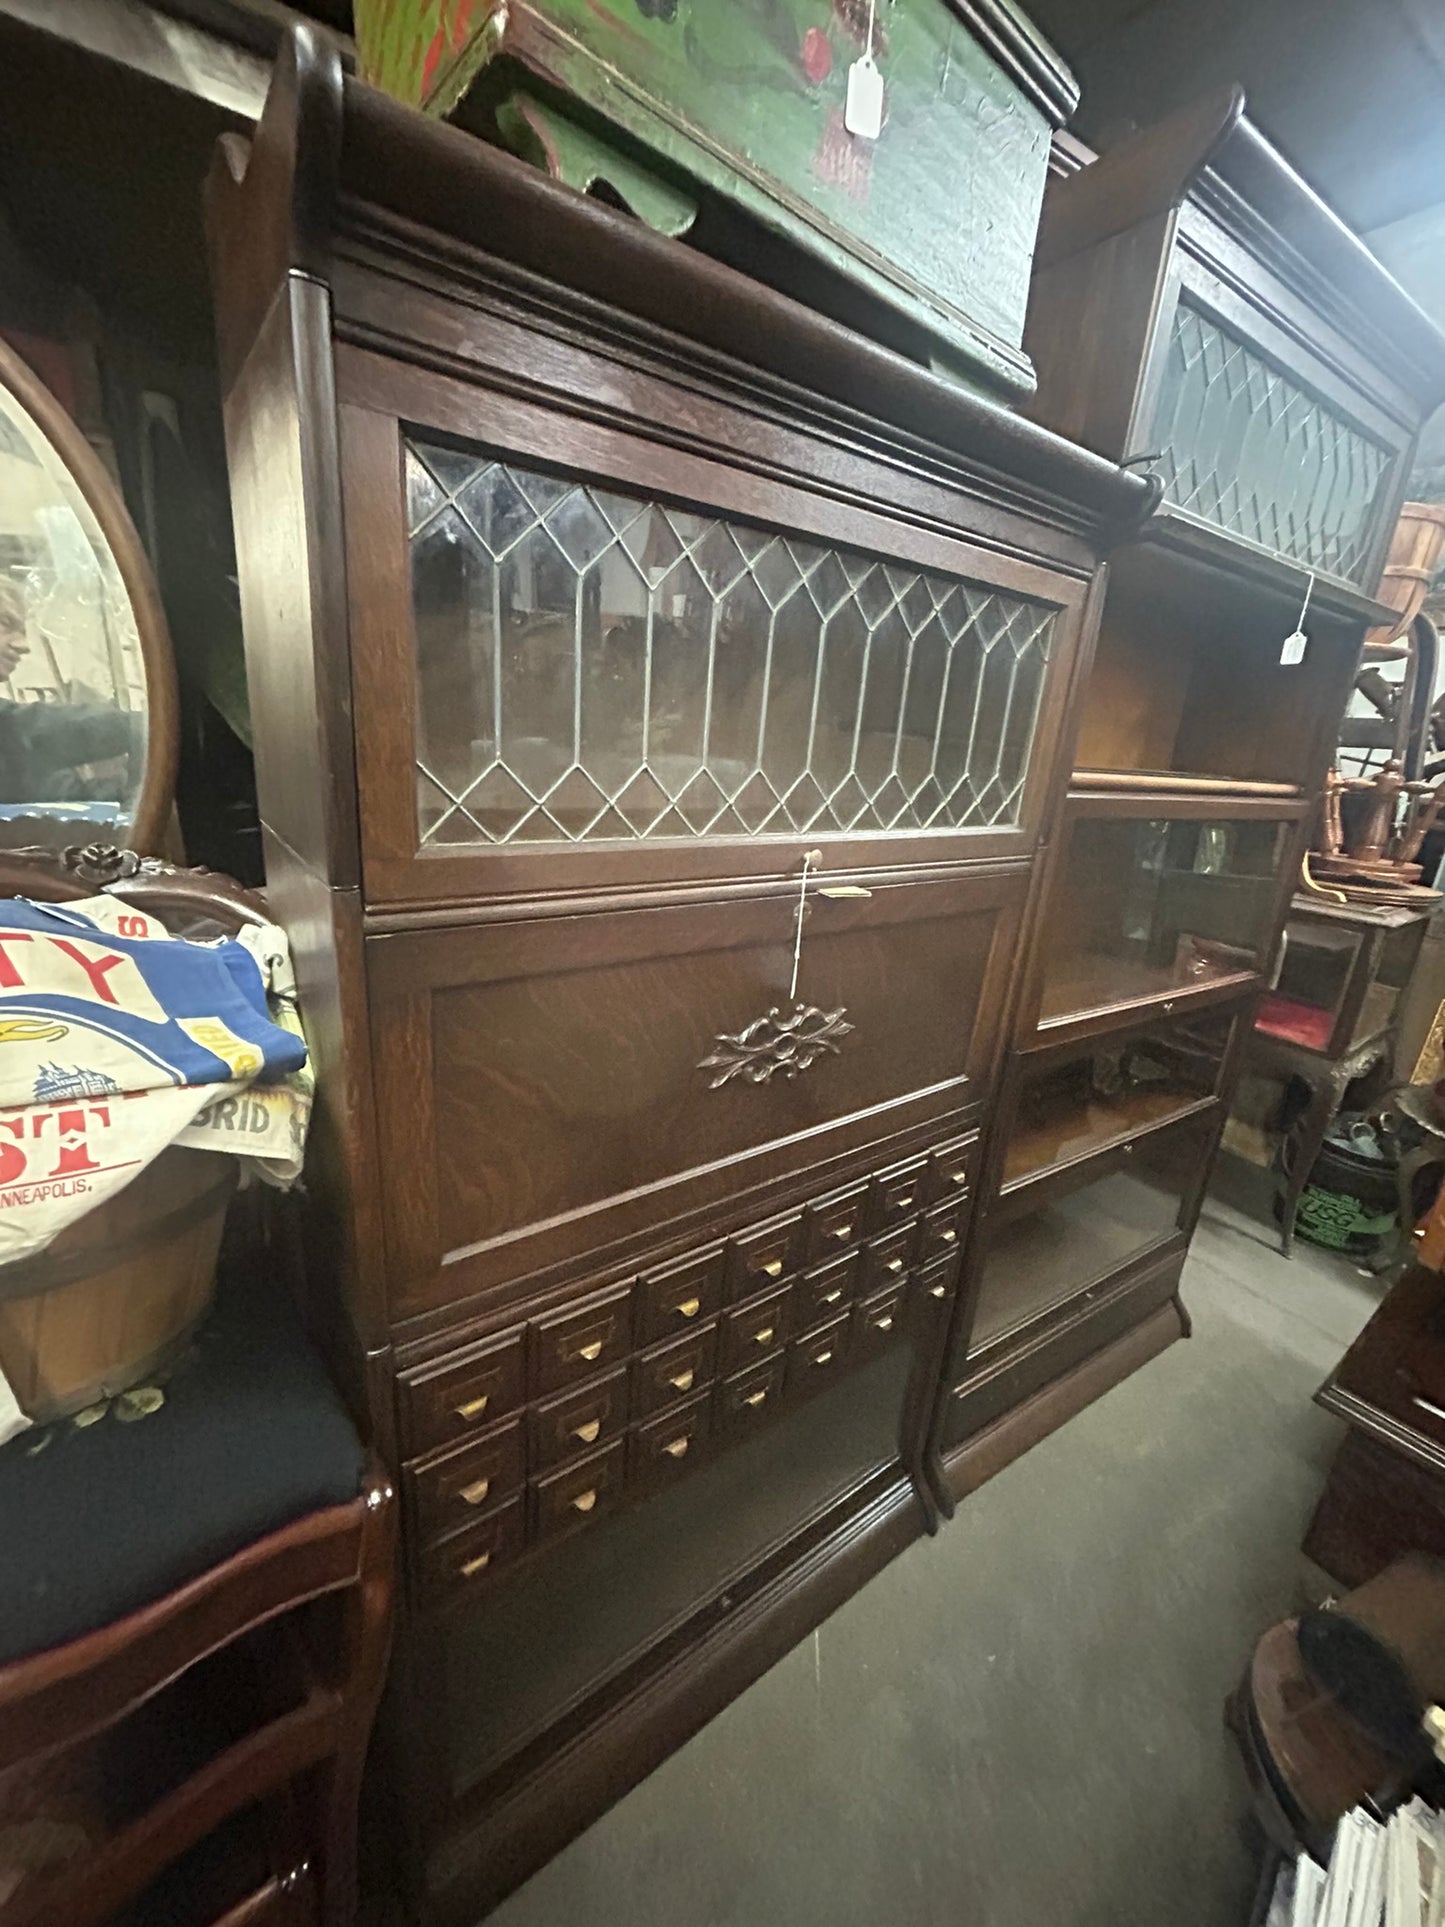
[317,1473,396,1927]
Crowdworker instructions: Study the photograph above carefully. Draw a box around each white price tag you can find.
[1280,572,1313,666]
[845,53,884,139]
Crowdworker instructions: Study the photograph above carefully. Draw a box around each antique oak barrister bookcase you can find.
[208,26,1155,1922]
[927,89,1445,1502]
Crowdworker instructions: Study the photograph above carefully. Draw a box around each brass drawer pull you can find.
[460,1551,492,1578]
[895,1192,915,1212]
[812,1348,835,1367]
[831,1223,854,1242]
[946,1171,967,1188]
[572,1418,602,1444]
[454,1394,490,1421]
[754,1326,776,1346]
[929,1283,947,1299]
[939,1229,958,1245]
[576,1340,604,1363]
[760,1258,784,1278]
[459,1477,491,1507]
[821,1288,842,1306]
[874,1315,895,1332]
[668,1368,695,1393]
[885,1258,905,1275]
[743,1389,769,1408]
[571,1489,598,1514]
[663,1436,690,1459]
[675,1297,701,1319]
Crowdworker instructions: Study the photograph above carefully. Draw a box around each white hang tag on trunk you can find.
[1280,572,1313,665]
[845,51,884,139]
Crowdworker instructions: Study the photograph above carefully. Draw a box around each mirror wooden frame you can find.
[0,332,179,855]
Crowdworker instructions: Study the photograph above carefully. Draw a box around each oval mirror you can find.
[0,335,176,853]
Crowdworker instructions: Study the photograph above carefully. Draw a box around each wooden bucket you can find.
[1367,500,1445,647]
[0,1147,236,1423]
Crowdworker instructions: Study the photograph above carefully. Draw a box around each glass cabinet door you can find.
[405,436,1058,849]
[1006,1009,1234,1190]
[1039,811,1291,1027]
[1149,295,1391,586]
[970,1115,1208,1352]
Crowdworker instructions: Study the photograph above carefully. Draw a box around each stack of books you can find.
[1266,1804,1445,1926]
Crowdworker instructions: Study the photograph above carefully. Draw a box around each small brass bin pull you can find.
[676,1297,701,1319]
[743,1389,769,1408]
[813,1348,834,1367]
[572,1418,602,1444]
[576,1339,604,1362]
[455,1394,490,1421]
[929,1283,947,1299]
[663,1437,689,1459]
[460,1551,492,1578]
[831,1223,853,1242]
[822,1288,842,1305]
[754,1326,775,1346]
[761,1258,784,1278]
[668,1368,695,1392]
[939,1229,958,1245]
[571,1489,598,1514]
[459,1478,491,1506]
[896,1193,915,1211]
[875,1316,894,1333]
[885,1258,905,1275]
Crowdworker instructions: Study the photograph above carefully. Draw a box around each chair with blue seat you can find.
[0,848,394,1927]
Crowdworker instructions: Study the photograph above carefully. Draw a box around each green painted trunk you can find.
[355,0,1076,400]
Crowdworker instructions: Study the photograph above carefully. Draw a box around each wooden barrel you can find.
[0,1147,236,1423]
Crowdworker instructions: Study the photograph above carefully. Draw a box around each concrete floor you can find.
[488,1197,1384,1927]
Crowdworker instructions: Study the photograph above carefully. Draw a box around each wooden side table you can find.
[1235,896,1431,1253]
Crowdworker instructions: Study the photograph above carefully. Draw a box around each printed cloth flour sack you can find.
[0,896,308,1268]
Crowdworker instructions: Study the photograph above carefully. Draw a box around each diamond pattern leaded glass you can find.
[405,438,1057,847]
[1150,301,1391,584]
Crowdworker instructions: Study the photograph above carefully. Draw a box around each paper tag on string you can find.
[845,53,884,139]
[1281,572,1313,665]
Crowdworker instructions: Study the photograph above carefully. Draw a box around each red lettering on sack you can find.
[0,1116,24,1185]
[0,933,33,987]
[50,939,125,1005]
[52,1105,109,1176]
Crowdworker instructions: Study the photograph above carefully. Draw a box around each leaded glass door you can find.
[342,403,1087,903]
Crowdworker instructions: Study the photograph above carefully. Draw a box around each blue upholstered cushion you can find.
[0,1230,365,1664]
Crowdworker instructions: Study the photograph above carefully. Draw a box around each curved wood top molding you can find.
[1036,84,1445,412]
[211,26,1151,542]
[1033,85,1245,270]
[206,20,343,387]
[1198,116,1445,410]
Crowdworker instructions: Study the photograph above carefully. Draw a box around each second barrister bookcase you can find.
[924,88,1445,1502]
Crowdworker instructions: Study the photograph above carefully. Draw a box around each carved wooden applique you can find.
[697,1005,854,1088]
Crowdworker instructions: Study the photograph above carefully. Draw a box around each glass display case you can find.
[1036,806,1293,1031]
[972,1112,1210,1351]
[1005,1009,1235,1191]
